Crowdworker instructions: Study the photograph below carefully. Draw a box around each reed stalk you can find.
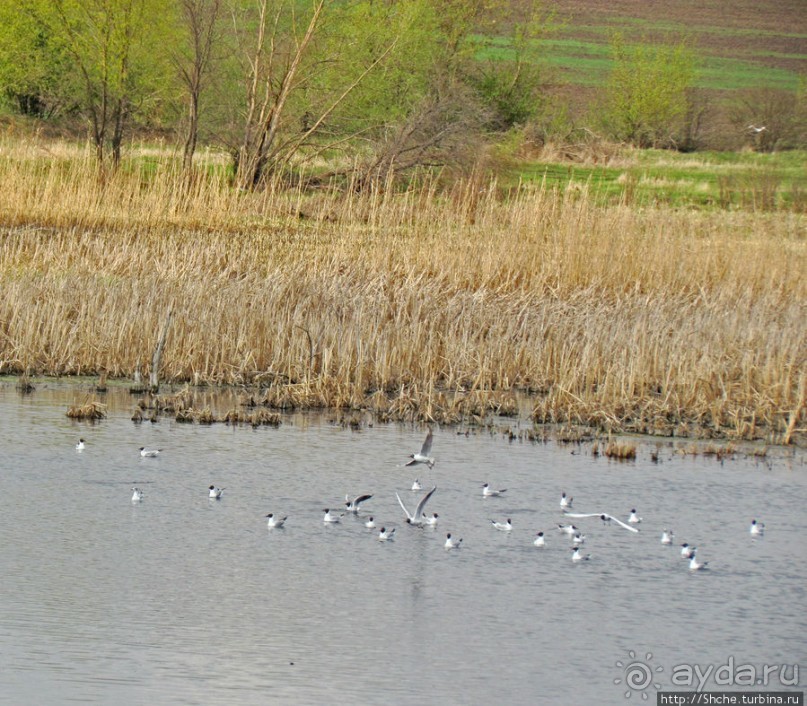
[0,138,804,441]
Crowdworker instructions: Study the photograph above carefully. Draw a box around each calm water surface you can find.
[1,383,805,705]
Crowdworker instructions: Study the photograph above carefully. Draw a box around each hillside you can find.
[542,0,806,90]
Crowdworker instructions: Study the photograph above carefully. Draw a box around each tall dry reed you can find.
[0,138,804,441]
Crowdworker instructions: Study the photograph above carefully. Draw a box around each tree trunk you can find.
[183,92,200,171]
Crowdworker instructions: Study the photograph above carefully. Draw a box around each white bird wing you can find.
[396,492,414,521]
[420,429,433,455]
[345,495,373,510]
[413,486,437,521]
[562,511,639,533]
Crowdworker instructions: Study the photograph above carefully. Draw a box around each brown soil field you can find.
[547,0,806,72]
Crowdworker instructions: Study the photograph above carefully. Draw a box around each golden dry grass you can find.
[604,441,637,460]
[0,138,805,441]
[66,399,106,420]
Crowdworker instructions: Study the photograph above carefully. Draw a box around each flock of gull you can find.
[76,429,767,568]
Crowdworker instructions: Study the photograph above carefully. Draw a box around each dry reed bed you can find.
[0,140,804,441]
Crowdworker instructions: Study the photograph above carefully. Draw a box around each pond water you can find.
[0,382,805,705]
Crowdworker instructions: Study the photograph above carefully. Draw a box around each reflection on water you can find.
[0,383,805,705]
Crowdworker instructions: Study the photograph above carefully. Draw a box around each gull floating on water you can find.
[131,487,144,502]
[424,513,439,527]
[378,527,395,541]
[364,517,376,529]
[750,519,765,536]
[411,479,422,491]
[557,523,578,536]
[491,518,512,531]
[265,513,287,528]
[76,438,85,451]
[396,486,437,527]
[139,447,161,458]
[572,532,586,546]
[562,512,639,533]
[444,533,463,549]
[661,529,674,545]
[208,485,225,499]
[628,509,642,524]
[571,547,591,562]
[681,543,696,558]
[344,493,372,514]
[404,428,435,469]
[560,492,573,509]
[482,483,507,497]
[689,551,709,571]
[533,531,546,547]
[323,508,343,523]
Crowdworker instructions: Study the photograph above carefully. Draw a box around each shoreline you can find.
[5,376,804,449]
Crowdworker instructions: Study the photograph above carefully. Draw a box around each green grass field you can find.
[476,35,805,91]
[512,148,807,210]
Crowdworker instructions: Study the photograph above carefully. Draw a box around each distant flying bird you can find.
[404,428,435,469]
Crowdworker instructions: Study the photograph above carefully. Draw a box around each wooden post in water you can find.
[149,307,173,393]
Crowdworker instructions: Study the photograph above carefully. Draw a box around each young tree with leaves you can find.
[602,34,697,149]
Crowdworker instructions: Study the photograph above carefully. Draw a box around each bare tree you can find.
[45,0,144,166]
[232,0,399,189]
[233,0,324,188]
[352,81,488,189]
[175,0,222,171]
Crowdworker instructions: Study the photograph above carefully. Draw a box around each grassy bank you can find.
[0,138,804,442]
[511,147,807,210]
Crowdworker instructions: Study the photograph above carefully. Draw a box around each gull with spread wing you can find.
[561,511,639,533]
[404,428,435,469]
[396,486,437,527]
